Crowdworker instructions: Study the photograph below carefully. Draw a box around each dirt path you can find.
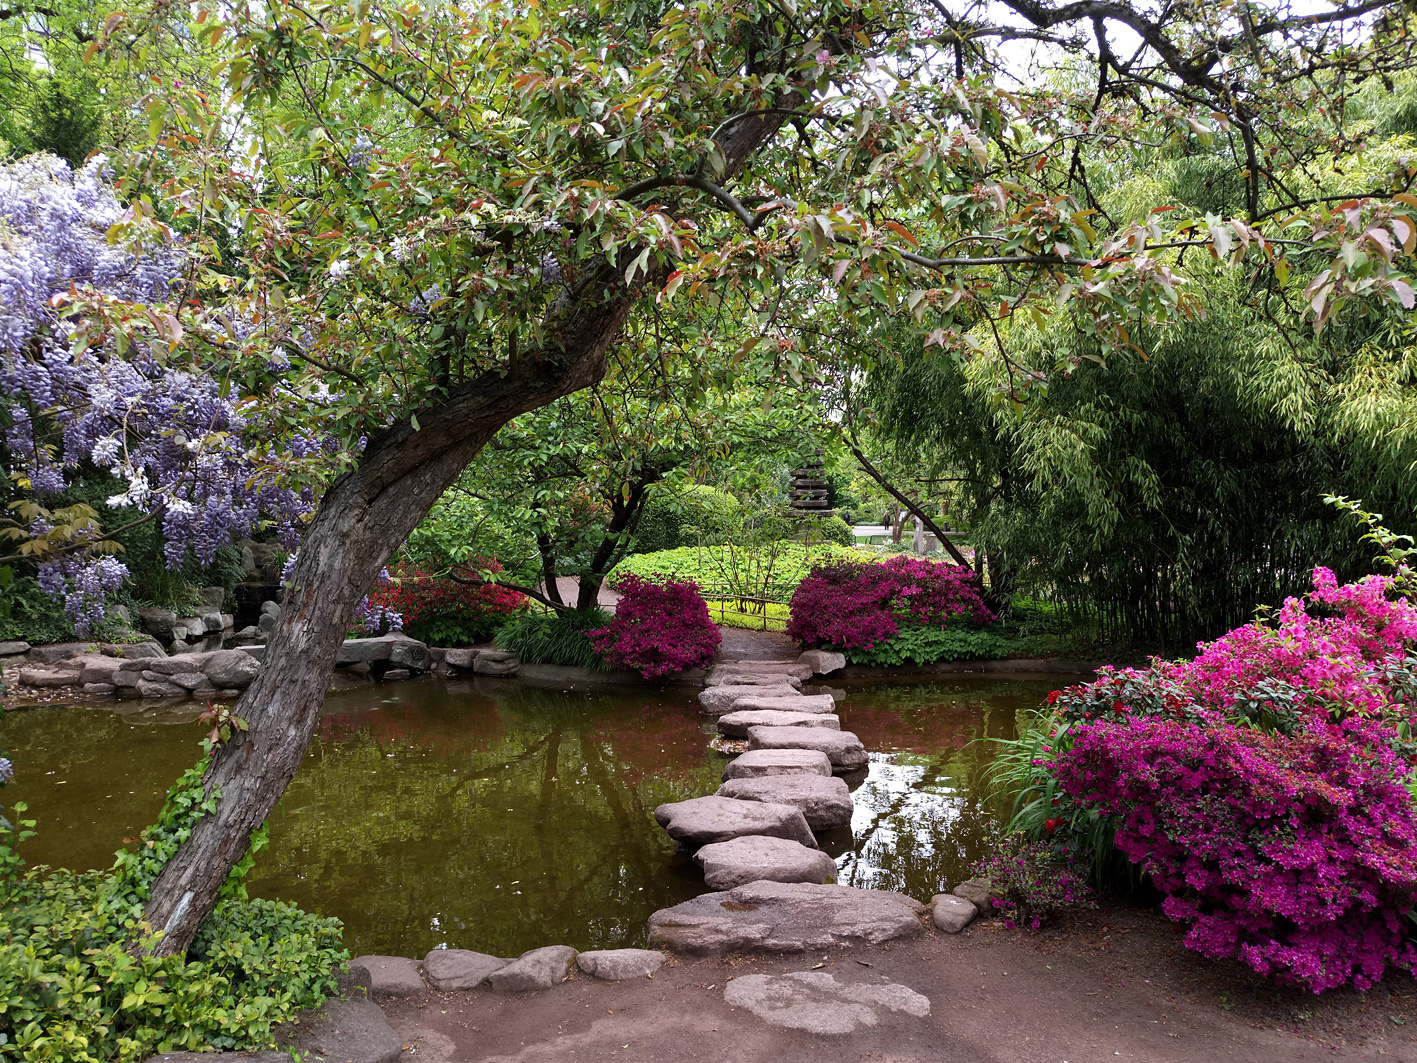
[378,903,1417,1063]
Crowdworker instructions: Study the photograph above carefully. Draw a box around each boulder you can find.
[351,954,426,997]
[931,893,978,933]
[951,878,996,917]
[283,995,404,1063]
[486,945,578,992]
[19,666,79,687]
[721,749,833,781]
[27,642,99,663]
[727,694,838,715]
[136,654,213,676]
[169,671,215,693]
[337,635,430,670]
[747,726,869,771]
[694,835,838,890]
[258,613,277,634]
[698,684,802,715]
[797,649,847,676]
[716,774,854,830]
[261,599,281,618]
[477,648,518,663]
[202,649,261,688]
[0,640,29,656]
[199,586,226,609]
[147,1054,289,1063]
[83,682,116,694]
[137,607,178,640]
[107,641,165,659]
[575,949,666,981]
[717,710,840,738]
[722,971,930,1034]
[111,669,140,689]
[653,795,815,849]
[137,677,186,698]
[443,647,479,669]
[169,639,191,653]
[473,655,519,677]
[421,948,508,991]
[647,881,925,955]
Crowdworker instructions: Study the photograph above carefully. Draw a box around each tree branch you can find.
[847,438,972,569]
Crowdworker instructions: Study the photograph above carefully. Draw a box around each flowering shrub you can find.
[1018,566,1417,993]
[970,834,1096,930]
[591,573,721,678]
[362,565,524,645]
[786,556,992,651]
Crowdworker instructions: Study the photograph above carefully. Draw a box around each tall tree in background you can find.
[6,0,1413,952]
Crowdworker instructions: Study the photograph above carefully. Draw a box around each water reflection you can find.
[4,672,1059,956]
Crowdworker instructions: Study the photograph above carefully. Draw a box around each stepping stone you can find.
[705,671,804,689]
[717,710,840,737]
[654,795,816,849]
[486,945,578,991]
[796,650,847,676]
[694,835,838,890]
[717,774,854,829]
[931,894,978,933]
[728,694,837,714]
[699,684,802,714]
[422,948,507,990]
[724,971,929,1033]
[721,748,833,781]
[747,726,869,771]
[647,881,925,954]
[350,954,425,997]
[576,948,666,980]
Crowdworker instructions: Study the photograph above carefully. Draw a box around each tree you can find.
[19,0,1414,954]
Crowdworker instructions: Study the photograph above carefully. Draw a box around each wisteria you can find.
[0,155,317,634]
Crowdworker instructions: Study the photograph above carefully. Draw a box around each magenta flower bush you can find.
[592,573,721,679]
[786,556,992,650]
[1033,566,1417,993]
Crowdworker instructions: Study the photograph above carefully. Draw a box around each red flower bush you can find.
[786,556,992,650]
[592,573,721,678]
[1039,567,1417,992]
[364,564,524,645]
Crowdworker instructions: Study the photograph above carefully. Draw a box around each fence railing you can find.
[702,594,791,632]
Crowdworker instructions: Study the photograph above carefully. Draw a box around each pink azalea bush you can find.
[591,573,721,679]
[1037,567,1417,993]
[786,556,992,650]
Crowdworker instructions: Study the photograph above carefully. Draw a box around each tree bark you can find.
[140,98,805,956]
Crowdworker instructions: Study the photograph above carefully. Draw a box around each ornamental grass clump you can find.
[1006,565,1417,993]
[786,556,992,657]
[591,573,721,678]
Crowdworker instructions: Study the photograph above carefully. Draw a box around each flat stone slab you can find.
[486,945,578,991]
[717,774,854,830]
[653,795,816,849]
[723,971,930,1034]
[699,684,803,714]
[717,710,840,737]
[695,835,838,890]
[576,948,666,980]
[931,893,978,933]
[647,880,925,954]
[422,948,508,990]
[705,670,804,689]
[747,726,869,771]
[709,660,814,680]
[351,954,425,997]
[727,694,838,715]
[721,748,833,781]
[283,995,404,1063]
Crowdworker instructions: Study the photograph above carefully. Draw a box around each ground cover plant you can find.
[591,575,720,679]
[997,544,1417,993]
[615,543,859,605]
[788,556,996,664]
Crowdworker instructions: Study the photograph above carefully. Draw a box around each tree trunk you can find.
[575,473,658,611]
[141,268,637,956]
[140,99,805,955]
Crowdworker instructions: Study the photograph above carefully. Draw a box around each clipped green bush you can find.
[842,625,1009,666]
[631,485,742,555]
[494,608,611,670]
[614,542,859,602]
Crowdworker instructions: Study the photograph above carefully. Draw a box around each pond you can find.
[4,673,1062,957]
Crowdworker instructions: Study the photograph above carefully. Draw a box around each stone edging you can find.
[837,657,1103,678]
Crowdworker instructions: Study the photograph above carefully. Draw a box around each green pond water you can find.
[4,674,1061,957]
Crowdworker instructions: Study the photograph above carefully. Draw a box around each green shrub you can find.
[0,575,76,645]
[0,753,347,1061]
[494,608,611,670]
[631,485,742,555]
[810,515,855,547]
[843,625,1009,666]
[614,542,859,601]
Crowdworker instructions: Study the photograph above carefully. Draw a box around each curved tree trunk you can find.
[140,101,802,956]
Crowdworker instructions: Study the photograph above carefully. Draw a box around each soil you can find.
[378,900,1417,1063]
